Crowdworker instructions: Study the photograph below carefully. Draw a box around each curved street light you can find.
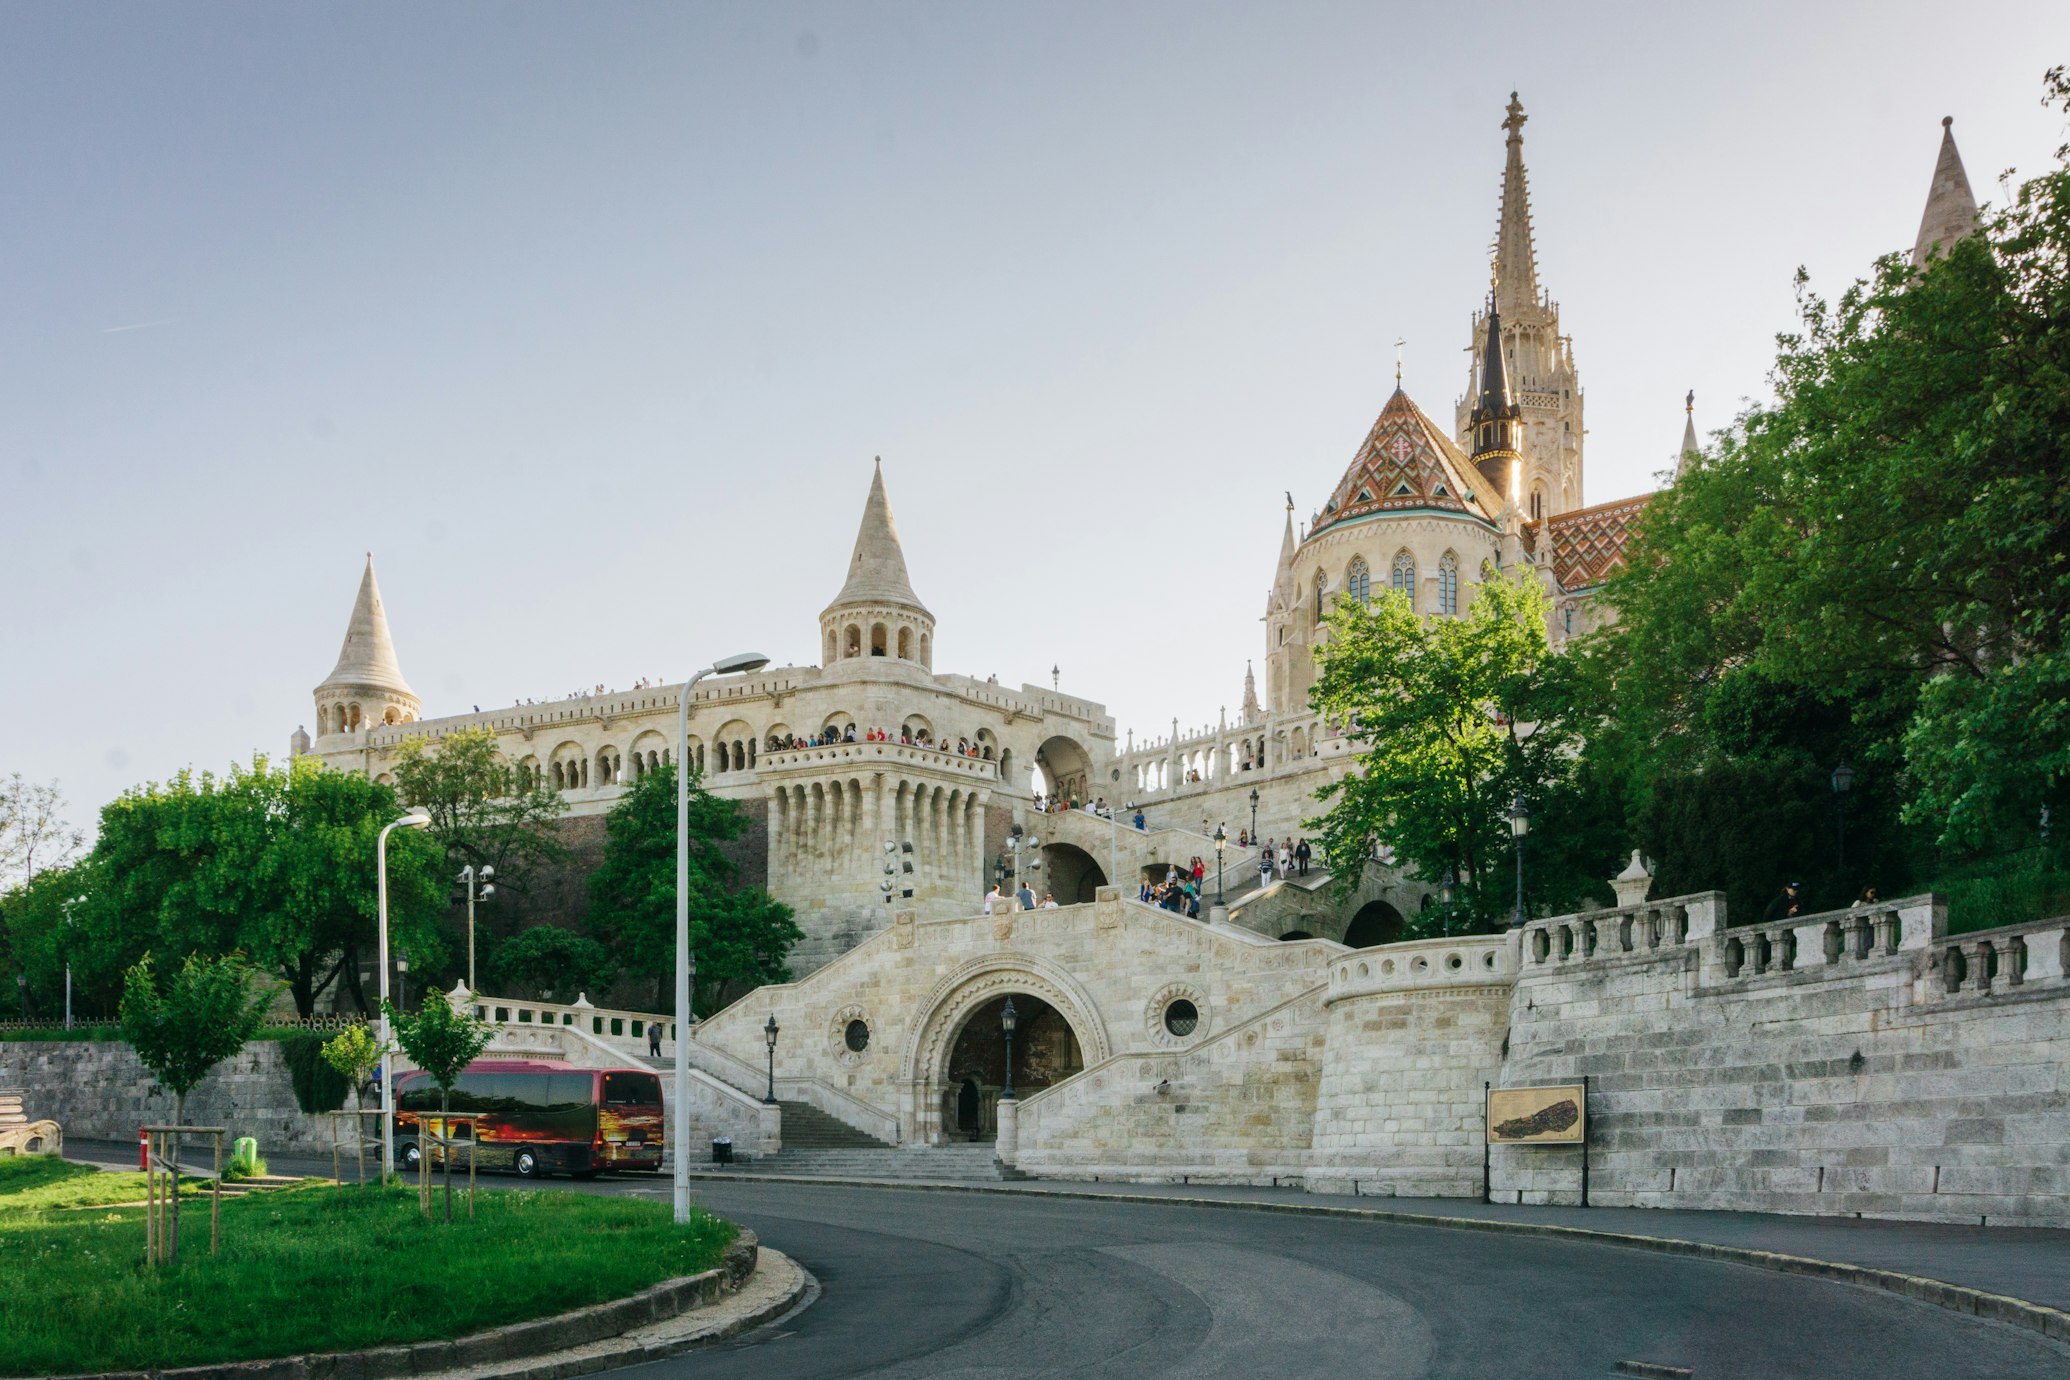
[674,652,770,1225]
[377,807,433,1178]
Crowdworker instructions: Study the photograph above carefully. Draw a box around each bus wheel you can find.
[400,1141,421,1171]
[514,1148,541,1178]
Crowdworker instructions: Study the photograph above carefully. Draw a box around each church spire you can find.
[1467,296,1522,504]
[1676,391,1700,479]
[824,457,928,618]
[1911,116,1979,269]
[320,554,414,697]
[1493,92,1541,316]
[1242,661,1261,723]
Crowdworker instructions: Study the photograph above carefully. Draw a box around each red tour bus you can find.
[393,1059,663,1178]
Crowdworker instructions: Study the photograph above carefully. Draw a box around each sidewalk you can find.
[62,1139,2070,1314]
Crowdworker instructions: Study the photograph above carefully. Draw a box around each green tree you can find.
[487,924,614,1002]
[1306,570,1615,933]
[83,758,447,1016]
[0,775,84,1020]
[587,762,801,1014]
[1600,69,2070,898]
[321,1022,390,1111]
[384,993,492,1219]
[119,951,271,1260]
[390,727,568,894]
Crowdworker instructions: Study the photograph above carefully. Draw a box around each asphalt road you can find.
[624,1180,2067,1380]
[60,1143,2070,1377]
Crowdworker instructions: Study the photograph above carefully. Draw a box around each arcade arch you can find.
[1034,735,1093,805]
[1342,899,1407,950]
[902,956,1108,1145]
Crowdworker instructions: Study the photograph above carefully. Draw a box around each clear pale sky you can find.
[5,2,2066,831]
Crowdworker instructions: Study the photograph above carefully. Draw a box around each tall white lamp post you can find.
[377,807,433,1179]
[675,651,770,1226]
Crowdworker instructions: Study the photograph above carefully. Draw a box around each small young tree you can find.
[321,1022,390,1184]
[488,924,614,1002]
[384,994,492,1220]
[119,952,270,1258]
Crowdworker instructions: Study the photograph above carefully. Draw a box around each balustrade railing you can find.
[1522,893,1720,968]
[1932,914,2070,996]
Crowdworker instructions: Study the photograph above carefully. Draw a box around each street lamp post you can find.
[1831,762,1855,874]
[1506,795,1531,930]
[457,865,496,993]
[999,997,1018,1101]
[675,651,769,1226]
[762,1015,780,1105]
[1213,824,1227,907]
[1248,788,1260,847]
[1440,868,1458,939]
[377,808,434,1180]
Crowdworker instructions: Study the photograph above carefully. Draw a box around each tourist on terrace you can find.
[1259,848,1274,887]
[1133,809,1146,831]
[984,884,1002,915]
[1763,880,1803,922]
[1295,838,1312,876]
[648,1023,661,1059]
[1041,892,1058,909]
[1016,880,1037,911]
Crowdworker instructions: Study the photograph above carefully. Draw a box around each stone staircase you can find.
[735,1142,1010,1182]
[776,1100,889,1149]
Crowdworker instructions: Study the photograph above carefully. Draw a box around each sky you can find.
[4,1,2067,833]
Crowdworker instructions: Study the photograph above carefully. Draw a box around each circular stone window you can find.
[1163,999,1199,1038]
[844,1019,870,1053]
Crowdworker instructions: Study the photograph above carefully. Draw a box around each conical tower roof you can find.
[824,459,929,618]
[1493,93,1541,316]
[1911,116,1979,269]
[319,555,414,696]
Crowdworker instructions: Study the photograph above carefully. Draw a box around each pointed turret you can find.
[1493,93,1541,316]
[1911,116,1979,269]
[1242,662,1262,723]
[820,459,937,668]
[314,555,420,735]
[1676,391,1701,479]
[1468,298,1523,507]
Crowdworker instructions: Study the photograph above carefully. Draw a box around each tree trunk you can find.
[169,1091,184,1264]
[440,1087,454,1223]
[340,941,370,1014]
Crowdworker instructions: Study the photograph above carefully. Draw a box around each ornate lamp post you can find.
[1440,868,1458,938]
[675,651,770,1225]
[1831,761,1855,873]
[762,1015,780,1104]
[1506,795,1531,930]
[1248,788,1260,846]
[999,997,1018,1101]
[457,864,495,992]
[1213,824,1228,907]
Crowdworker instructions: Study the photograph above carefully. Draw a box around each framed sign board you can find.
[1486,1084,1586,1144]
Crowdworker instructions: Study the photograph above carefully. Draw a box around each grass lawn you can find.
[0,1158,736,1376]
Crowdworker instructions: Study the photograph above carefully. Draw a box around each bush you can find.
[279,1032,350,1115]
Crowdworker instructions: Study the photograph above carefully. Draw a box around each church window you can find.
[1390,481,1413,497]
[1530,484,1546,521]
[1356,488,1374,503]
[1313,570,1328,624]
[1563,604,1575,636]
[1438,552,1459,616]
[1391,552,1416,610]
[1433,483,1449,498]
[1345,558,1371,606]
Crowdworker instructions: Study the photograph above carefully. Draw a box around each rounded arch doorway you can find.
[1034,735,1094,807]
[939,994,1085,1142]
[1342,899,1407,950]
[1041,842,1107,905]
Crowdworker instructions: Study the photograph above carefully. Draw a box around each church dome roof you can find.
[1307,387,1492,542]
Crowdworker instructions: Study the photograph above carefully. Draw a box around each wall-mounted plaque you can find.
[1487,1084,1586,1144]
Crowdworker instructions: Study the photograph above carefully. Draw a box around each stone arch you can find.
[1034,734,1094,805]
[1279,929,1316,941]
[1343,899,1407,950]
[919,632,930,668]
[844,623,862,658]
[897,626,912,659]
[870,622,889,657]
[713,720,752,773]
[900,713,933,744]
[1041,841,1106,905]
[824,627,838,664]
[1391,549,1417,609]
[900,953,1111,1145]
[595,744,622,785]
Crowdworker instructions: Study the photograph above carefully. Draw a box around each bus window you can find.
[546,1073,593,1109]
[602,1072,661,1106]
[398,1080,440,1113]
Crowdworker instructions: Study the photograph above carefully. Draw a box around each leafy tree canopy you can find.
[487,924,613,1003]
[587,762,801,1015]
[1306,570,1619,934]
[390,727,568,893]
[119,952,271,1118]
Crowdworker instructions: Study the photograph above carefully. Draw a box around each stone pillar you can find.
[995,1097,1019,1167]
[1792,920,1833,968]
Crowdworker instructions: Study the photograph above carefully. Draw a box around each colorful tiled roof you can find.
[1527,494,1651,591]
[1309,388,1492,540]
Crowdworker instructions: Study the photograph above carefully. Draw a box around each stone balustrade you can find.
[466,990,677,1054]
[757,740,1001,780]
[1520,891,1722,969]
[1325,932,1517,1003]
[1932,914,2070,998]
[1705,895,1938,984]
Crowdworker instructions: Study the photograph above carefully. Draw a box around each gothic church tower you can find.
[1455,94,1584,521]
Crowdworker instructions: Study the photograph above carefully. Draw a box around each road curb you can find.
[687,1172,2070,1346]
[10,1232,813,1380]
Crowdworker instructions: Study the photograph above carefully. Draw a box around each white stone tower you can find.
[1912,115,1979,269]
[820,458,936,671]
[1456,93,1584,520]
[313,554,420,738]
